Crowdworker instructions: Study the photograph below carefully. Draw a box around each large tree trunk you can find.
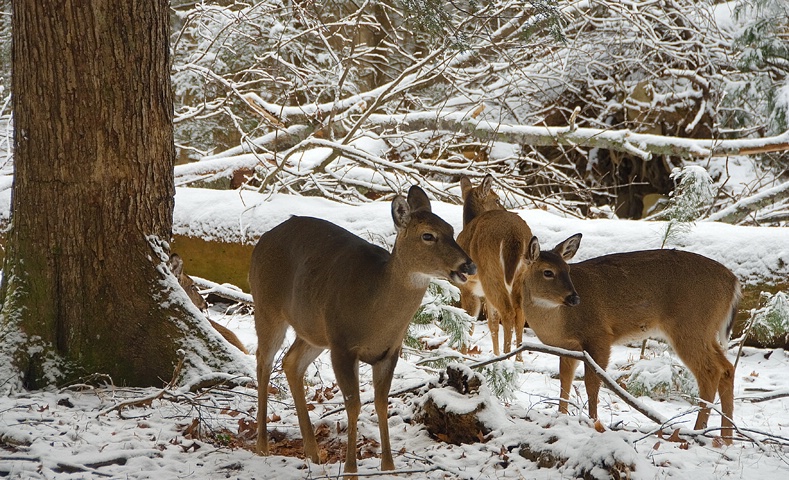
[0,0,250,390]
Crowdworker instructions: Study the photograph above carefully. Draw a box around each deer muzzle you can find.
[451,260,477,284]
[564,292,581,307]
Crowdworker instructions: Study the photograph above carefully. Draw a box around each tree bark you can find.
[0,0,250,390]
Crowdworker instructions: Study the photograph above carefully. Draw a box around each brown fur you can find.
[167,254,249,355]
[457,175,532,360]
[522,235,740,443]
[249,186,475,477]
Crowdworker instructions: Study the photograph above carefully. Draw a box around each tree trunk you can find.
[0,0,250,390]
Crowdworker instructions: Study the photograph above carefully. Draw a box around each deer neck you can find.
[388,243,433,293]
[522,294,575,349]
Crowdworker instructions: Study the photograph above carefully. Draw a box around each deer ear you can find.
[168,254,184,276]
[527,236,540,262]
[554,233,582,261]
[480,174,494,196]
[406,185,432,213]
[391,195,411,229]
[460,176,472,198]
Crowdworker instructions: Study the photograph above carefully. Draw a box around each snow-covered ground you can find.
[1,189,788,479]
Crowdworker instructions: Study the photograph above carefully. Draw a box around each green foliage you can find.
[408,280,474,351]
[732,0,789,134]
[476,360,517,401]
[400,0,453,39]
[748,291,789,345]
[734,0,789,74]
[520,0,566,43]
[658,165,714,247]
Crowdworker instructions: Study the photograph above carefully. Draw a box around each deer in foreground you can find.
[521,234,739,442]
[457,174,533,360]
[249,186,475,476]
[167,254,249,355]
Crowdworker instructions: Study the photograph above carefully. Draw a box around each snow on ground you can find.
[1,188,789,479]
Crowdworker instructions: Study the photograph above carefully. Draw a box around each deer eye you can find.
[422,233,436,242]
[543,270,555,278]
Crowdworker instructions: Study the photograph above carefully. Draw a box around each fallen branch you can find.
[743,389,789,403]
[368,110,789,161]
[190,275,253,305]
[706,179,789,224]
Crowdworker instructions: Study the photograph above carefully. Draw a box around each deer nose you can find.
[564,293,580,307]
[460,260,477,276]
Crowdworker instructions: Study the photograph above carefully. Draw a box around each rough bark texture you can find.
[1,0,247,389]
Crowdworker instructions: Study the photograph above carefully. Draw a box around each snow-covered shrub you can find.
[748,291,789,345]
[408,279,474,351]
[659,165,715,247]
[624,354,698,401]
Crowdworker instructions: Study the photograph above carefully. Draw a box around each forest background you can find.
[0,0,787,478]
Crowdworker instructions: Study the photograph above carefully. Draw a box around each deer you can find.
[521,233,740,443]
[249,186,476,477]
[167,254,249,355]
[456,174,533,360]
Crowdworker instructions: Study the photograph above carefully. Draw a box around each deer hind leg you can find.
[486,306,502,356]
[686,344,735,442]
[673,336,735,442]
[513,303,526,362]
[372,349,400,471]
[331,348,362,476]
[559,357,579,414]
[717,352,736,444]
[500,307,515,356]
[282,337,325,464]
[255,315,288,456]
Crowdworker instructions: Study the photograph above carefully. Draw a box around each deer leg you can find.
[255,316,288,456]
[583,347,610,422]
[514,306,526,362]
[689,346,734,440]
[487,306,501,356]
[282,337,324,463]
[675,338,735,443]
[559,357,579,414]
[331,349,361,476]
[716,353,736,444]
[372,349,400,471]
[501,309,513,356]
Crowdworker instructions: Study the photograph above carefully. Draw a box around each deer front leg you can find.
[559,357,579,414]
[583,347,610,422]
[331,349,361,478]
[372,349,400,471]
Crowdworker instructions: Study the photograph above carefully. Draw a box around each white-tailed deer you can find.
[521,234,739,442]
[457,175,533,360]
[250,186,475,476]
[167,254,249,355]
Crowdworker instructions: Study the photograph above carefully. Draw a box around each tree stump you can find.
[414,364,497,445]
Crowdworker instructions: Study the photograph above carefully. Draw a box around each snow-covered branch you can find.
[369,111,789,161]
[706,180,789,224]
